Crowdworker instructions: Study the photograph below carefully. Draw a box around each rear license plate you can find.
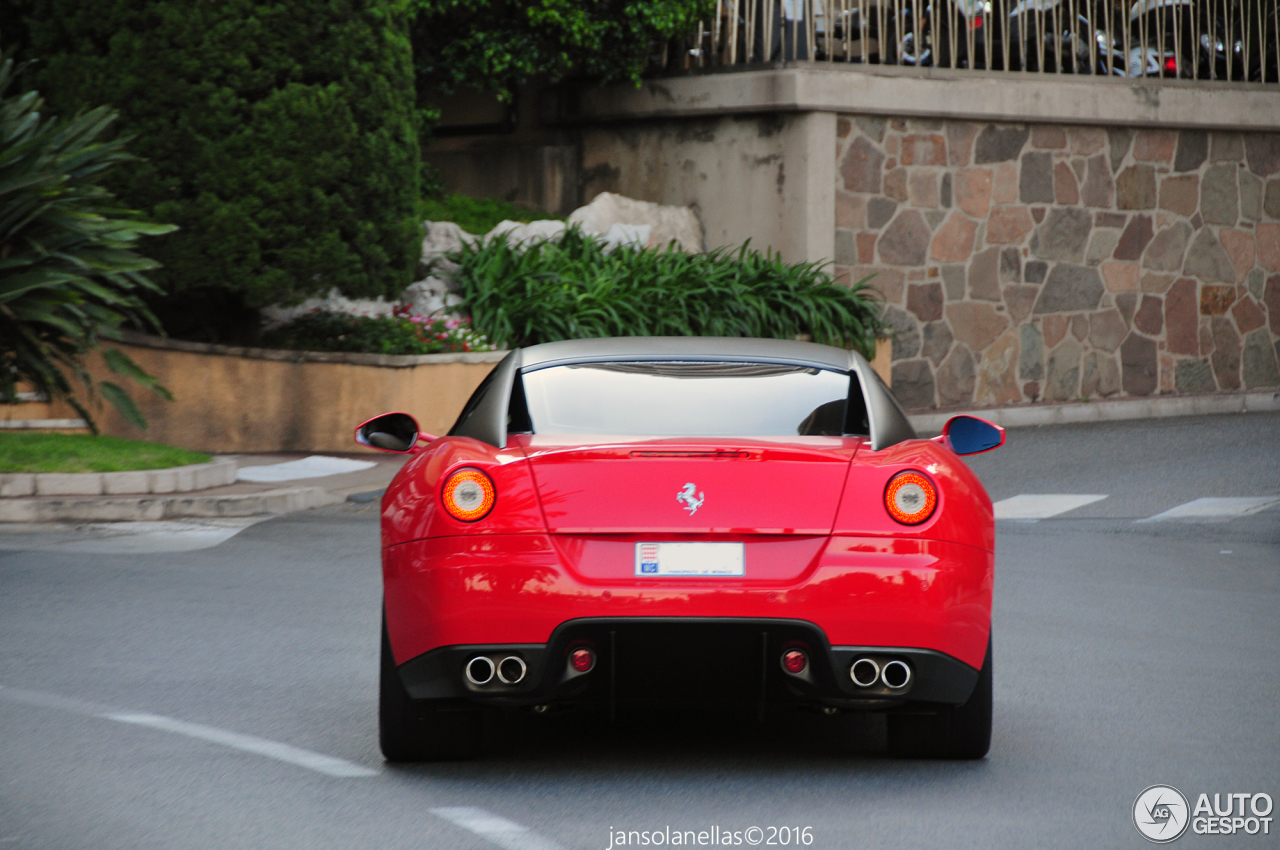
[634,542,745,577]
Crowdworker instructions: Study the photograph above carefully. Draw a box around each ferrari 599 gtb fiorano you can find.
[356,337,1004,761]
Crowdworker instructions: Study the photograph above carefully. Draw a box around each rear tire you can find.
[887,639,991,759]
[379,614,481,761]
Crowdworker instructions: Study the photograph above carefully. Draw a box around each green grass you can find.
[419,193,561,236]
[0,432,210,474]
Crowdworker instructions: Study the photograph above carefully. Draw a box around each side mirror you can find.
[941,415,1005,456]
[354,412,433,453]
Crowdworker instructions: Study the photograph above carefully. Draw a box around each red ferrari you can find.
[357,337,1004,761]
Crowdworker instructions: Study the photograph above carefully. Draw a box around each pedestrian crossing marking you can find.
[1141,497,1280,522]
[993,494,1108,519]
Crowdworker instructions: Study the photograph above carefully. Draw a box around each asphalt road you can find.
[1,413,1278,849]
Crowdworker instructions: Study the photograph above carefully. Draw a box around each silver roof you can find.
[519,336,859,372]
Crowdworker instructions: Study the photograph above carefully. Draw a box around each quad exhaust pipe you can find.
[849,657,912,690]
[465,655,527,686]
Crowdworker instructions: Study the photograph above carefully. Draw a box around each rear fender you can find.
[381,436,546,547]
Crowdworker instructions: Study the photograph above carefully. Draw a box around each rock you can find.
[1020,151,1054,203]
[1200,318,1215,356]
[837,191,867,229]
[1245,133,1280,176]
[955,168,993,218]
[975,332,1022,405]
[1086,229,1120,265]
[1210,317,1241,390]
[1114,215,1154,261]
[992,163,1019,204]
[835,230,858,265]
[1200,284,1235,315]
[909,171,940,208]
[422,220,478,258]
[401,276,461,317]
[946,301,1010,352]
[883,306,922,359]
[974,125,1029,164]
[1024,261,1048,283]
[1164,279,1199,355]
[1032,126,1067,149]
[1033,264,1105,313]
[867,197,898,230]
[567,193,702,252]
[1116,292,1138,326]
[1019,323,1044,381]
[1069,127,1107,156]
[1257,224,1280,271]
[1081,351,1121,397]
[1266,179,1280,219]
[1174,131,1208,172]
[968,247,1002,301]
[1175,359,1216,393]
[1115,165,1156,209]
[841,137,884,193]
[1243,329,1280,387]
[1201,164,1239,226]
[1120,332,1158,396]
[940,173,952,208]
[1096,212,1127,229]
[929,213,977,262]
[921,321,954,365]
[1220,229,1256,280]
[1004,285,1038,325]
[946,122,979,166]
[884,168,909,202]
[1043,314,1069,348]
[1081,155,1115,208]
[891,360,936,409]
[856,116,887,143]
[1232,295,1266,333]
[1266,274,1280,334]
[936,345,976,407]
[1210,132,1243,162]
[987,206,1035,244]
[1239,172,1264,221]
[1101,261,1139,292]
[907,283,944,322]
[1071,313,1089,340]
[1247,268,1265,301]
[1044,337,1083,400]
[1108,128,1133,171]
[260,286,397,329]
[1054,162,1080,205]
[879,210,932,265]
[902,134,947,166]
[1133,130,1176,163]
[1134,295,1164,335]
[487,218,568,246]
[1158,175,1199,217]
[1001,248,1021,284]
[1030,208,1093,262]
[1182,229,1237,282]
[941,265,966,300]
[1089,310,1127,352]
[1142,222,1192,271]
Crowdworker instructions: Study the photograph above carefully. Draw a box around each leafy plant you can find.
[0,54,175,431]
[261,307,494,356]
[451,229,883,359]
[418,193,560,237]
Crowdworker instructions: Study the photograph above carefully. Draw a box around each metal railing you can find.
[664,0,1280,83]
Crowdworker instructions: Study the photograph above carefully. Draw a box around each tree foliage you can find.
[2,0,424,341]
[0,54,173,431]
[409,0,715,100]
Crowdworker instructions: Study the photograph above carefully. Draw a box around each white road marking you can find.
[1141,497,1280,522]
[993,494,1108,520]
[0,518,266,554]
[0,685,376,779]
[237,456,375,483]
[432,807,566,850]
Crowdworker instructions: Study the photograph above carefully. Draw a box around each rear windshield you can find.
[514,361,866,437]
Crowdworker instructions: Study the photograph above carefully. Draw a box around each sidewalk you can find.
[0,453,409,523]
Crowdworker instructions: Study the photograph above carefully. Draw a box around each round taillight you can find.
[441,467,495,522]
[782,649,807,674]
[570,648,595,673]
[884,471,938,525]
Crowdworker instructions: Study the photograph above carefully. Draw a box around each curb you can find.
[0,458,238,498]
[0,486,342,523]
[908,391,1280,435]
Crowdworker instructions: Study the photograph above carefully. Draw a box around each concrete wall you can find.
[45,338,504,454]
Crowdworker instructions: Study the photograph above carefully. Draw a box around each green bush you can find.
[2,0,423,342]
[451,230,883,359]
[0,53,173,431]
[261,308,493,356]
[419,194,558,237]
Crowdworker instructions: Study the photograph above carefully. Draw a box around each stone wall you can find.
[832,116,1280,410]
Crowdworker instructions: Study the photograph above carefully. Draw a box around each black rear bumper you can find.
[397,618,981,711]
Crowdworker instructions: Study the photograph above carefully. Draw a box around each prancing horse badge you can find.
[677,482,705,515]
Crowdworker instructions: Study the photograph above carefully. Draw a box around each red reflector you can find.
[1164,57,1177,72]
[782,649,807,674]
[570,648,595,673]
